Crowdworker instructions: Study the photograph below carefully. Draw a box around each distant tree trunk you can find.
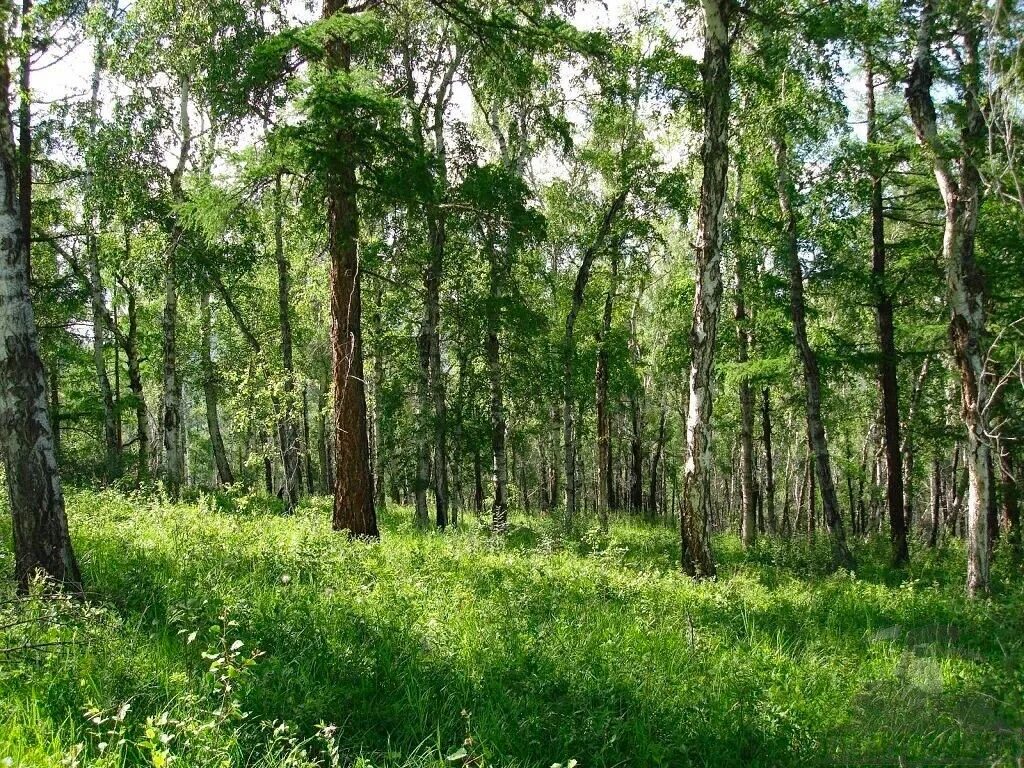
[302,384,315,495]
[734,215,755,549]
[85,49,118,481]
[162,75,190,498]
[563,190,628,524]
[370,282,386,508]
[273,173,302,511]
[595,248,618,529]
[486,238,509,534]
[774,133,855,571]
[414,325,431,526]
[317,376,332,494]
[986,445,998,553]
[118,268,150,482]
[929,457,941,547]
[648,406,666,518]
[629,393,643,514]
[0,44,81,591]
[680,0,731,579]
[901,356,930,534]
[906,0,989,596]
[999,445,1019,553]
[762,388,777,534]
[200,292,234,486]
[325,0,376,538]
[865,55,908,566]
[473,449,484,517]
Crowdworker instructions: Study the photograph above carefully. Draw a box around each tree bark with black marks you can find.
[905,0,990,595]
[680,0,732,578]
[0,31,81,592]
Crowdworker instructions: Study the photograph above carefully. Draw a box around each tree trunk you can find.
[302,384,315,495]
[162,75,190,498]
[486,237,509,534]
[18,0,31,281]
[85,47,119,481]
[325,2,377,538]
[929,457,941,548]
[0,44,81,591]
[648,406,666,518]
[901,356,930,534]
[774,133,855,571]
[200,292,234,486]
[595,248,618,529]
[679,0,731,579]
[370,282,386,508]
[563,190,628,524]
[761,387,777,534]
[866,55,908,566]
[414,324,431,527]
[734,202,755,549]
[999,444,1019,553]
[118,268,150,482]
[905,0,989,596]
[275,173,301,511]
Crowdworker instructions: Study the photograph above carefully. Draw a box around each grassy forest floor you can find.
[1,489,1023,767]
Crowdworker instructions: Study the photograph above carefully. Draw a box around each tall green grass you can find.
[1,488,1022,766]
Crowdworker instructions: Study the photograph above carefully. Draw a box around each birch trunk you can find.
[162,76,190,497]
[680,0,731,578]
[905,0,990,595]
[486,238,509,534]
[0,39,81,591]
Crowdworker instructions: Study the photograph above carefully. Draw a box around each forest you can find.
[1,0,1024,764]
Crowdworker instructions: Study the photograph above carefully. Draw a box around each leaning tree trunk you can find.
[0,41,81,592]
[162,76,190,498]
[200,291,234,486]
[680,0,732,578]
[275,172,301,512]
[866,55,908,566]
[325,1,377,538]
[774,133,855,571]
[905,0,990,596]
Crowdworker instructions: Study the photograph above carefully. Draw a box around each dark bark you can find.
[999,445,1019,553]
[275,173,301,511]
[325,0,377,538]
[117,268,150,482]
[200,292,234,486]
[595,248,618,528]
[866,55,908,566]
[486,237,508,534]
[563,190,628,523]
[648,406,666,518]
[774,133,855,571]
[761,388,776,533]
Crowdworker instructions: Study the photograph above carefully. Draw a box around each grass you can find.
[1,487,1023,767]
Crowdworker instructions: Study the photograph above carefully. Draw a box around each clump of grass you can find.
[1,488,1022,766]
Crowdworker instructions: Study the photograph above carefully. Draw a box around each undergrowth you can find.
[1,487,1022,766]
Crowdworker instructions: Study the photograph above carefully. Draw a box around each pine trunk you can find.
[325,0,377,538]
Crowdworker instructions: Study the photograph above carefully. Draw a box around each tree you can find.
[0,8,81,591]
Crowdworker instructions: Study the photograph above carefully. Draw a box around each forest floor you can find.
[1,489,1022,767]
